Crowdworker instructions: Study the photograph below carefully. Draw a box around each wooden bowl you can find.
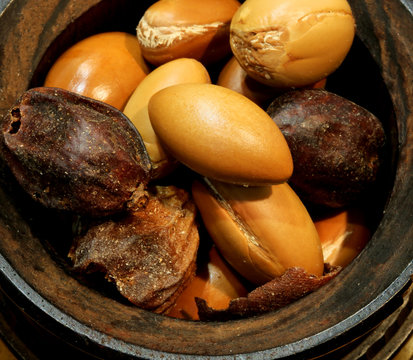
[0,0,412,358]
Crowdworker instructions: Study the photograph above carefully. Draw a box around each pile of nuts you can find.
[0,0,386,321]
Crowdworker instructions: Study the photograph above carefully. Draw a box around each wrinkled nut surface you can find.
[230,0,355,88]
[148,83,293,186]
[123,58,211,179]
[44,32,150,110]
[266,89,386,208]
[69,185,199,314]
[192,178,324,285]
[1,87,152,217]
[136,0,241,66]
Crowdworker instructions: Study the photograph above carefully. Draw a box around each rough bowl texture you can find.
[0,0,412,359]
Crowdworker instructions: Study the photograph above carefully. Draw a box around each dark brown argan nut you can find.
[1,87,152,217]
[68,185,199,314]
[266,89,386,208]
[196,264,341,321]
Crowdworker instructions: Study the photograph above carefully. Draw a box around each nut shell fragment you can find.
[69,185,199,313]
[196,264,340,321]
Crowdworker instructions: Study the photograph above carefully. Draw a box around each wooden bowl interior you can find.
[0,0,412,358]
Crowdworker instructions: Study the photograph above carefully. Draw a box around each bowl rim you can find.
[0,254,412,359]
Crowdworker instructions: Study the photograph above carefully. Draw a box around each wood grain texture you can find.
[0,0,412,359]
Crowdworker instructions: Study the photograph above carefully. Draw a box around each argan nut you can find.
[136,0,241,66]
[217,56,327,107]
[148,83,293,186]
[314,207,371,268]
[123,58,211,179]
[192,178,324,285]
[230,0,355,88]
[166,245,248,320]
[217,56,282,107]
[266,89,386,208]
[44,32,150,110]
[1,87,152,217]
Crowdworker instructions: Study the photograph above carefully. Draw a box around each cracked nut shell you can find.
[192,178,324,285]
[136,0,241,66]
[230,0,355,88]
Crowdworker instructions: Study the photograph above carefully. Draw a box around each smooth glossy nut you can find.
[44,32,150,110]
[123,58,211,179]
[148,83,293,186]
[192,179,324,285]
[136,0,241,66]
[217,56,327,107]
[230,0,355,88]
[217,56,282,107]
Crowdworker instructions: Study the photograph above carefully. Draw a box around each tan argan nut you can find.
[230,0,355,88]
[166,245,248,320]
[217,56,282,107]
[192,179,324,285]
[44,32,150,110]
[314,207,371,268]
[123,58,211,179]
[148,83,293,186]
[136,0,241,66]
[217,57,327,107]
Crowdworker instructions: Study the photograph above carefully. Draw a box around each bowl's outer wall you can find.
[0,0,412,359]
